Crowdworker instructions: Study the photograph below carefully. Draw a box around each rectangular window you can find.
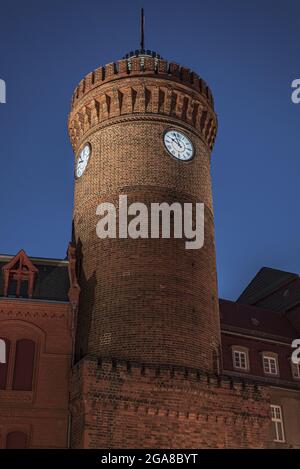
[291,361,300,379]
[270,405,285,443]
[12,339,35,391]
[263,355,278,375]
[233,350,248,370]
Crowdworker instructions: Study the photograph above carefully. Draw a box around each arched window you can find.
[0,338,10,390]
[6,431,27,449]
[12,339,35,391]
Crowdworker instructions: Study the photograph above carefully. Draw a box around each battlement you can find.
[70,356,271,448]
[70,57,215,110]
[68,58,218,152]
[72,356,268,400]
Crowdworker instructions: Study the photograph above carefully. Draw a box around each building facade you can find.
[0,248,79,448]
[0,47,299,448]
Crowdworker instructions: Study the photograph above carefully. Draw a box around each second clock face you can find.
[164,130,194,161]
[76,144,91,178]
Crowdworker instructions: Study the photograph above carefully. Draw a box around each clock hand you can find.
[171,137,183,148]
[175,137,183,148]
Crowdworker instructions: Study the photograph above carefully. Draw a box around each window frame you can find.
[263,355,278,376]
[0,336,36,392]
[291,360,300,380]
[262,352,279,376]
[270,404,285,443]
[12,339,36,391]
[231,346,250,372]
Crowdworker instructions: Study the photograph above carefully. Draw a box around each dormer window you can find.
[232,346,250,372]
[291,361,300,380]
[2,250,38,299]
[262,352,279,376]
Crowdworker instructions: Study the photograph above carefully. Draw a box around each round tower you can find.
[68,49,220,372]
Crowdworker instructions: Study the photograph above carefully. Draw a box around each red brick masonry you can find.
[70,357,271,448]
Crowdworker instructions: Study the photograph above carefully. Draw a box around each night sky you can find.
[0,0,299,300]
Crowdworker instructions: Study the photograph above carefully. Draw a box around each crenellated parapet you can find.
[70,356,271,448]
[71,355,268,399]
[68,56,217,152]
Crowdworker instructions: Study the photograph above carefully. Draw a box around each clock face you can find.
[76,144,91,178]
[163,130,194,161]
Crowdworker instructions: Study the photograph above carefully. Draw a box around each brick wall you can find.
[70,357,271,449]
[0,299,72,448]
[69,61,220,372]
[222,333,295,381]
[67,54,274,448]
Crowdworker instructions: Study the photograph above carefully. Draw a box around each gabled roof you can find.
[220,298,298,341]
[237,267,298,306]
[0,253,70,302]
[2,249,38,273]
[253,278,300,313]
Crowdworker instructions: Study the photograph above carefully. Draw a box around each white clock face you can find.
[164,130,194,161]
[76,144,91,178]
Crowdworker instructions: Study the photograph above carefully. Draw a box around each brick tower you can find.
[68,47,271,448]
[69,50,220,368]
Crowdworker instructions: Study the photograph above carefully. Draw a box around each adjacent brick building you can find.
[0,46,299,448]
[0,248,79,448]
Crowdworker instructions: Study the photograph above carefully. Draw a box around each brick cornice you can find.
[70,395,267,426]
[0,391,33,404]
[68,61,217,153]
[71,57,215,109]
[70,357,270,428]
[72,356,269,398]
[0,307,70,321]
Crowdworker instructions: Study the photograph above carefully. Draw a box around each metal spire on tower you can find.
[123,8,162,59]
[140,8,145,50]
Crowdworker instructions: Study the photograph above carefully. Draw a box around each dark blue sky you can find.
[0,0,299,300]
